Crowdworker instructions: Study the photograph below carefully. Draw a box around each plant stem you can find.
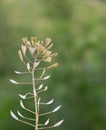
[32,65,39,130]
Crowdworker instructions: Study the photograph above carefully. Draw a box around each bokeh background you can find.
[0,0,106,130]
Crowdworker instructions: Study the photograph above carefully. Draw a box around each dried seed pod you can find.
[44,57,52,62]
[31,37,37,46]
[22,37,28,46]
[21,45,26,55]
[22,37,31,47]
[47,63,58,69]
[46,43,53,50]
[43,51,52,59]
[37,43,45,53]
[28,47,36,54]
[50,53,58,58]
[45,38,52,46]
[18,50,23,61]
[53,120,64,127]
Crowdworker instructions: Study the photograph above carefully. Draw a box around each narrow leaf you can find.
[38,120,64,129]
[52,105,62,112]
[10,111,19,120]
[14,71,23,74]
[44,119,49,125]
[45,38,52,46]
[47,99,54,105]
[44,75,50,80]
[20,100,25,109]
[53,120,64,127]
[9,79,18,84]
[17,111,24,118]
[27,63,30,71]
[44,86,48,91]
[19,94,26,99]
[38,84,43,90]
[19,93,33,99]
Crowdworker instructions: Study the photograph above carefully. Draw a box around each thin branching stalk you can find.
[9,37,64,130]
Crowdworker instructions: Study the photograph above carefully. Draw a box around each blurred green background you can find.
[0,0,106,130]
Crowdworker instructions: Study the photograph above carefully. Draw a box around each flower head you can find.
[20,37,58,64]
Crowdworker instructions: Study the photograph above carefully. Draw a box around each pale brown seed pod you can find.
[22,38,31,47]
[18,50,23,61]
[44,57,52,62]
[50,53,58,58]
[47,63,59,69]
[21,45,26,55]
[45,38,52,47]
[37,43,45,53]
[31,37,37,46]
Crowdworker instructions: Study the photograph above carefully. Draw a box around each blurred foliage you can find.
[0,0,106,130]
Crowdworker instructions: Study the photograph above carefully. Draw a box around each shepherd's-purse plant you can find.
[9,37,64,130]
